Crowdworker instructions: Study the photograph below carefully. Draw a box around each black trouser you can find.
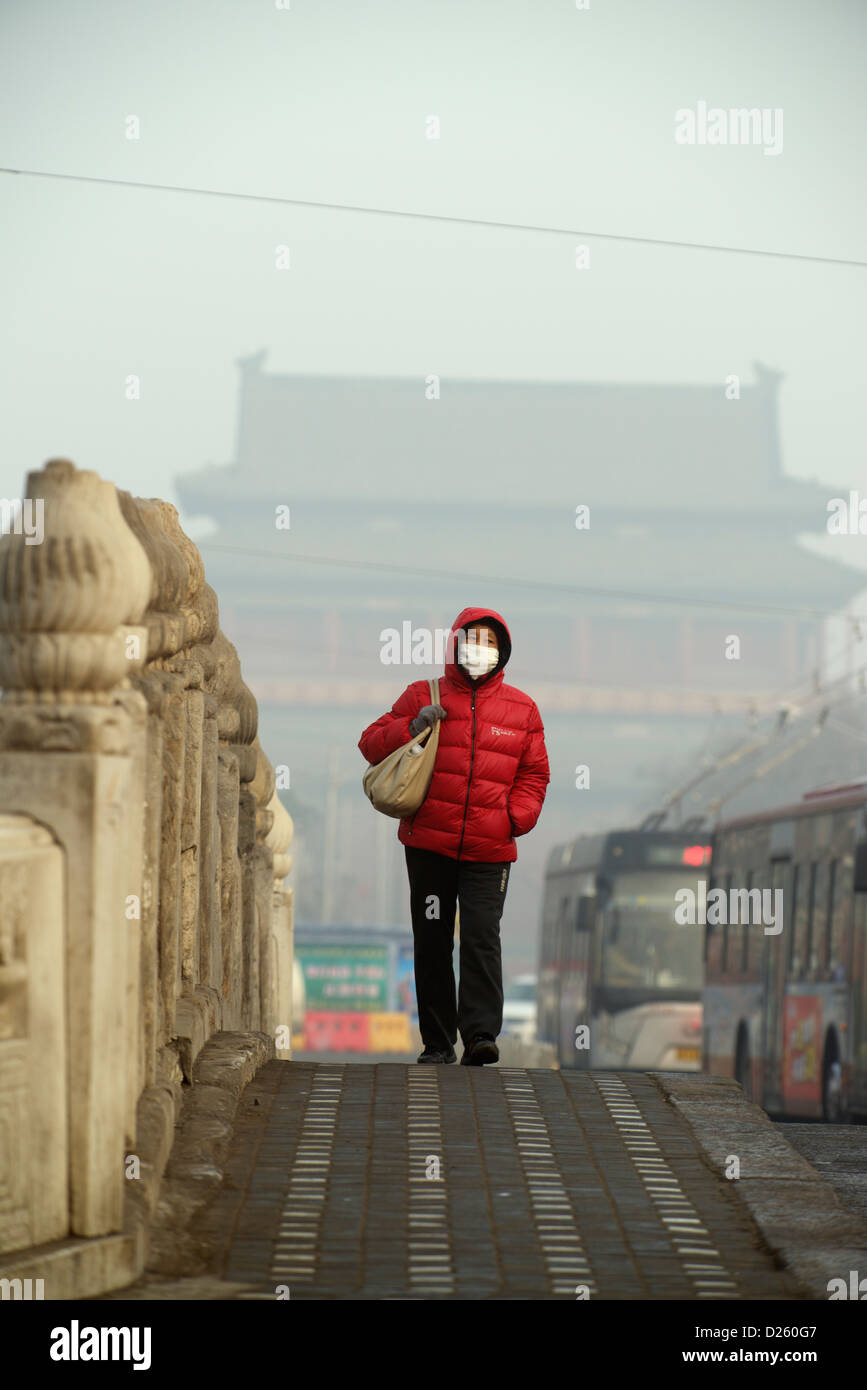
[404,846,511,1051]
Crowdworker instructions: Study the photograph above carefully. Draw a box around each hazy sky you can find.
[2,1,866,951]
[2,0,865,530]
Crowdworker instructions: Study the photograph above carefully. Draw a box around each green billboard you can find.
[298,944,389,1012]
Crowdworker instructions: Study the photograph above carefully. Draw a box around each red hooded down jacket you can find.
[358,606,550,862]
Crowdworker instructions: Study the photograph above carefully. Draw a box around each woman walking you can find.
[358,606,550,1064]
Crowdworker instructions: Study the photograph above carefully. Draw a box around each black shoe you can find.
[460,1034,499,1066]
[417,1045,457,1064]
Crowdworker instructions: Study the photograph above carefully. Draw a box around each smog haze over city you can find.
[2,0,866,973]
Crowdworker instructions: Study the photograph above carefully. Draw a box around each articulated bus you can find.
[703,780,867,1121]
[538,829,712,1070]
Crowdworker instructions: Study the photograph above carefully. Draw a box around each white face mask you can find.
[458,640,499,678]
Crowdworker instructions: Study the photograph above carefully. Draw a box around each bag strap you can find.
[429,677,439,704]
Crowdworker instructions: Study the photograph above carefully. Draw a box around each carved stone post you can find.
[251,740,276,1039]
[119,494,191,1083]
[120,496,221,1082]
[206,631,257,1031]
[266,791,295,1059]
[0,459,150,1236]
[235,703,260,1032]
[190,597,222,1012]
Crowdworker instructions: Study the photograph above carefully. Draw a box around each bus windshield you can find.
[599,872,703,992]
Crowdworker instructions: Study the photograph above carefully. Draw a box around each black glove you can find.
[410,704,447,737]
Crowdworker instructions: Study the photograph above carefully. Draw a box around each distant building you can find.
[175,353,863,956]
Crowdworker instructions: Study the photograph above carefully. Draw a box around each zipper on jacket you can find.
[406,712,423,836]
[455,688,476,861]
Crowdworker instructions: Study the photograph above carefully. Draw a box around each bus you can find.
[538,828,712,1070]
[703,780,867,1121]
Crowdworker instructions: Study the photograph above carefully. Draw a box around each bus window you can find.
[778,859,795,960]
[749,869,769,975]
[829,857,853,981]
[823,861,836,977]
[807,862,829,981]
[740,870,753,973]
[765,858,789,1078]
[557,895,571,967]
[597,874,702,992]
[787,864,802,979]
[704,870,719,965]
[771,858,789,948]
[722,872,733,974]
[576,895,594,933]
[791,864,814,981]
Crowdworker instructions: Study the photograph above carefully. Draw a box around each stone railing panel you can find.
[0,815,66,1253]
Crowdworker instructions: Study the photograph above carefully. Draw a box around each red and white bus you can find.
[703,780,867,1121]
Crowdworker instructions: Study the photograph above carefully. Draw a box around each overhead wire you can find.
[642,637,867,827]
[2,165,866,268]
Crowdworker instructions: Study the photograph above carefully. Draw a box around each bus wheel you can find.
[734,1029,752,1100]
[822,1039,846,1124]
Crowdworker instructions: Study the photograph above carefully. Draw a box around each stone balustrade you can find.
[0,458,295,1296]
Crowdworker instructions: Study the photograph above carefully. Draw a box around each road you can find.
[775,1121,867,1227]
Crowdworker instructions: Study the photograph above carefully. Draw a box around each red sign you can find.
[782,995,821,1103]
[304,1011,372,1052]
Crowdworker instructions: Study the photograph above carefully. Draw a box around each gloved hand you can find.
[410,704,447,737]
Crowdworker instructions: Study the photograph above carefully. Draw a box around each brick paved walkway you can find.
[193,1062,811,1301]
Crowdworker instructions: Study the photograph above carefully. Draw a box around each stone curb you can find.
[651,1070,867,1301]
[143,1030,275,1279]
[92,1275,261,1301]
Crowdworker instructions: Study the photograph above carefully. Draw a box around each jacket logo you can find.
[491,725,515,736]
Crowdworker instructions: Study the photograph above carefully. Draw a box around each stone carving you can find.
[0,459,150,695]
[266,790,294,884]
[0,1046,30,1252]
[0,815,66,1255]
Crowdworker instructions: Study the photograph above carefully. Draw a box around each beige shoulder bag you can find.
[362,678,441,818]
